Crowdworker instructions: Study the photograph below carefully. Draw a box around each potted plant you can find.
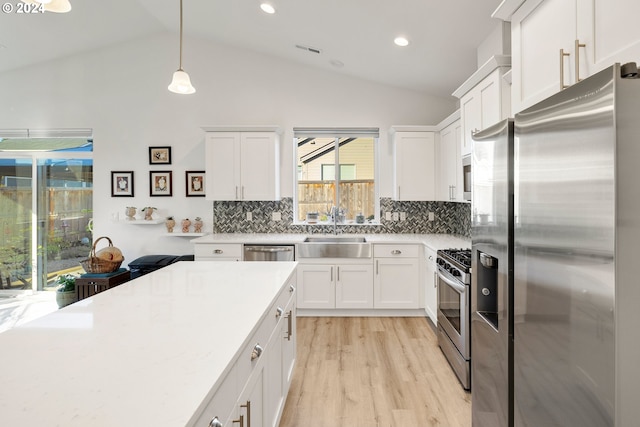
[55,274,78,308]
[142,207,156,221]
[193,216,203,233]
[165,216,176,232]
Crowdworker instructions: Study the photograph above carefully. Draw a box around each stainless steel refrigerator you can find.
[471,119,514,427]
[472,63,640,427]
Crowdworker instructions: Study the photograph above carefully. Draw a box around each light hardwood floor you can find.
[279,317,471,427]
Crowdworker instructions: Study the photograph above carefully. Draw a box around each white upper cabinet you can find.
[511,0,578,113]
[436,111,463,202]
[511,0,640,114]
[454,58,511,158]
[391,127,436,201]
[576,0,640,77]
[204,127,280,201]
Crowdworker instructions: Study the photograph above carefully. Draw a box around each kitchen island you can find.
[0,261,298,427]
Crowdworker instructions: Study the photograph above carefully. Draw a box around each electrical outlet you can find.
[272,211,282,221]
[428,212,435,221]
[246,212,253,221]
[400,212,406,221]
[385,212,392,221]
[393,212,399,221]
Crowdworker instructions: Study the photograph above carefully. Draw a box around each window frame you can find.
[293,128,380,225]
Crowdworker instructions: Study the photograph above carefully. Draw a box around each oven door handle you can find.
[437,270,467,294]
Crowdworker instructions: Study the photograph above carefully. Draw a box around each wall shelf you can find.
[163,232,206,237]
[119,219,164,224]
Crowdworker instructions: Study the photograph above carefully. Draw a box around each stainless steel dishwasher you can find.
[243,244,295,261]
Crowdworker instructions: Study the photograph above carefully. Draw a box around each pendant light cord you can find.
[178,0,184,71]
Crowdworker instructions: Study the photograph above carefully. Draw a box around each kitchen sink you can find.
[298,236,371,258]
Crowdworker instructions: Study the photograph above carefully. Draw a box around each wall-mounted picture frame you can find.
[111,171,134,197]
[149,146,172,165]
[149,171,172,197]
[185,170,206,197]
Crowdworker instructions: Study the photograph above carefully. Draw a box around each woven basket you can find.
[79,236,124,274]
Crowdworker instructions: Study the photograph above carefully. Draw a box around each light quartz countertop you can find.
[0,261,297,427]
[191,233,470,251]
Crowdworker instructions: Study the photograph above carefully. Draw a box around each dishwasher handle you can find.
[244,246,293,253]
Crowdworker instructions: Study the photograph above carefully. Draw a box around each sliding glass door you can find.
[0,153,93,292]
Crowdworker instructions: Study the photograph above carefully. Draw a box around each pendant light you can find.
[168,0,196,94]
[21,0,71,13]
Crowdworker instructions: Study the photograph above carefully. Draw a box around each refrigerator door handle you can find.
[437,270,466,293]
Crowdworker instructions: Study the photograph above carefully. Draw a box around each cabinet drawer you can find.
[194,244,243,260]
[373,244,419,258]
[193,363,238,427]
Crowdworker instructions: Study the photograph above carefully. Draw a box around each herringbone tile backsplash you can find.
[212,197,470,237]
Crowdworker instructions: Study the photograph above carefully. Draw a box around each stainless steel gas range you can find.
[436,248,472,390]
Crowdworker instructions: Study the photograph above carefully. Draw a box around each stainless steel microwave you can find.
[463,155,471,201]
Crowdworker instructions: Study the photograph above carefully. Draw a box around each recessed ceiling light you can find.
[394,36,410,47]
[260,3,276,14]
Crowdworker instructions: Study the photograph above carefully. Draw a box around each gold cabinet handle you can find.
[575,39,586,83]
[560,48,570,89]
[250,343,263,361]
[285,310,292,341]
[240,401,251,427]
[209,416,223,427]
[232,414,244,427]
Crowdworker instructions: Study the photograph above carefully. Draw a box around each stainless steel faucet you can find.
[332,206,339,235]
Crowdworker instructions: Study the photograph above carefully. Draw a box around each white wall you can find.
[0,33,455,262]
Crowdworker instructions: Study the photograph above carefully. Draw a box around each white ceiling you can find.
[0,0,503,99]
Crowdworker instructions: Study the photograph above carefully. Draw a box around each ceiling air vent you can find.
[295,44,322,54]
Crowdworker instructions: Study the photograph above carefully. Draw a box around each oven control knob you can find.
[452,269,461,277]
[482,288,491,296]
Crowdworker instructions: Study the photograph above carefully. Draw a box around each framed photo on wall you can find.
[149,171,172,197]
[185,170,206,197]
[149,146,172,165]
[111,171,134,197]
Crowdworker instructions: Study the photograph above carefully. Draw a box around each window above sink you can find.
[293,127,379,226]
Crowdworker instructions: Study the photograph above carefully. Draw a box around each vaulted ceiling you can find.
[0,0,502,98]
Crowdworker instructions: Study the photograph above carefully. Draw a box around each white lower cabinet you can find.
[194,281,296,427]
[374,245,420,309]
[424,246,438,326]
[335,264,374,309]
[296,262,373,309]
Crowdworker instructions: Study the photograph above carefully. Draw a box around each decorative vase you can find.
[165,218,176,233]
[193,218,203,233]
[143,207,155,221]
[56,290,77,309]
[181,218,191,233]
[125,207,136,221]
